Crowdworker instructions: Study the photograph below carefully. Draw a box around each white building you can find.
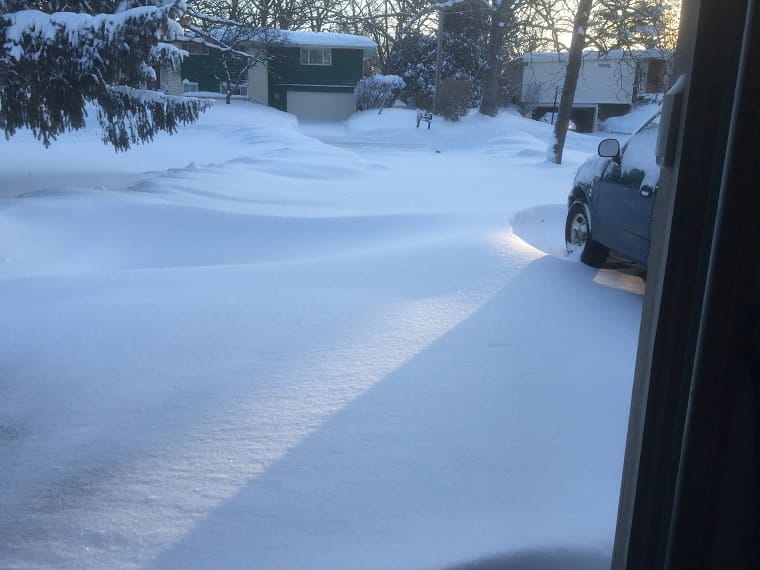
[504,50,671,132]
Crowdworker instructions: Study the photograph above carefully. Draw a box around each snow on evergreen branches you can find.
[0,1,208,150]
[99,85,211,151]
[150,41,187,68]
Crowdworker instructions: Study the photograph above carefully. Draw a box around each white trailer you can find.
[505,50,670,132]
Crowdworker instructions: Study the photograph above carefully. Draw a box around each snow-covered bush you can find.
[354,75,405,112]
[437,79,473,122]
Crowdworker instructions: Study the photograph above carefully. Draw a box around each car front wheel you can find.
[565,201,609,266]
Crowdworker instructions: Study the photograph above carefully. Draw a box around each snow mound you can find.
[0,190,470,276]
[510,205,569,258]
[0,92,644,570]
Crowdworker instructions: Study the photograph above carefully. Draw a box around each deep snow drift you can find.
[0,102,642,569]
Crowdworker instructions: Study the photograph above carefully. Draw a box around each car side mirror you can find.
[598,138,621,160]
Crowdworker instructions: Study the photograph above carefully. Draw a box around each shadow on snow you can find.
[145,255,642,570]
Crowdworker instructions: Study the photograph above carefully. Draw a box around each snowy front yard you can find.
[0,102,643,569]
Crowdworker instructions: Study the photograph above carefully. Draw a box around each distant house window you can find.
[300,48,332,66]
[598,62,611,68]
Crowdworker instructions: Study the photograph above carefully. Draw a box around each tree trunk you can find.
[479,2,513,117]
[549,0,593,164]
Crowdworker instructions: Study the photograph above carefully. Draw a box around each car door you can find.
[593,114,661,265]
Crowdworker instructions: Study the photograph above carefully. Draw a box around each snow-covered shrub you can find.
[437,79,473,121]
[354,75,405,112]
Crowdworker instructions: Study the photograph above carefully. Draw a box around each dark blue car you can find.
[565,111,662,269]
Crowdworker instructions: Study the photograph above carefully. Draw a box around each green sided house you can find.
[161,30,376,121]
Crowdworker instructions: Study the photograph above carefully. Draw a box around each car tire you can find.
[565,201,609,267]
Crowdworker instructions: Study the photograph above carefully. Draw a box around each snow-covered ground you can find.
[0,102,642,570]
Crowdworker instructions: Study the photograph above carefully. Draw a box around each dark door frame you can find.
[612,0,758,568]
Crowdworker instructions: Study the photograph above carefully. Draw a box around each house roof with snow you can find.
[185,27,377,58]
[274,30,376,53]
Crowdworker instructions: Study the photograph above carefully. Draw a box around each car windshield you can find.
[0,2,683,569]
[632,111,662,136]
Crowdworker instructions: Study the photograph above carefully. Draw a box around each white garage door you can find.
[286,91,356,121]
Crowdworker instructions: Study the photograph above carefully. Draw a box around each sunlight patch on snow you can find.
[593,269,645,295]
[32,292,495,570]
[490,228,548,263]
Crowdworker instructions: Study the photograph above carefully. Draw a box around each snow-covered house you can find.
[504,50,671,132]
[161,30,376,121]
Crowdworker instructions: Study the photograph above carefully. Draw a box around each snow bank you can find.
[0,101,304,198]
[0,100,641,569]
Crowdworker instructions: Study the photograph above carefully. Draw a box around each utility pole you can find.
[433,6,445,115]
[384,0,389,41]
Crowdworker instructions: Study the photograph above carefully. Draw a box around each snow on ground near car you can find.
[0,102,642,569]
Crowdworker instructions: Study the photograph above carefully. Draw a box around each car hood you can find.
[572,154,609,189]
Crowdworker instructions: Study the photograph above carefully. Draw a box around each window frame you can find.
[612,0,758,568]
[300,48,332,66]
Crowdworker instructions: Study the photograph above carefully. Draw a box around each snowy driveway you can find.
[0,103,643,569]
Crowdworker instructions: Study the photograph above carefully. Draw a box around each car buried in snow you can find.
[565,111,662,272]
